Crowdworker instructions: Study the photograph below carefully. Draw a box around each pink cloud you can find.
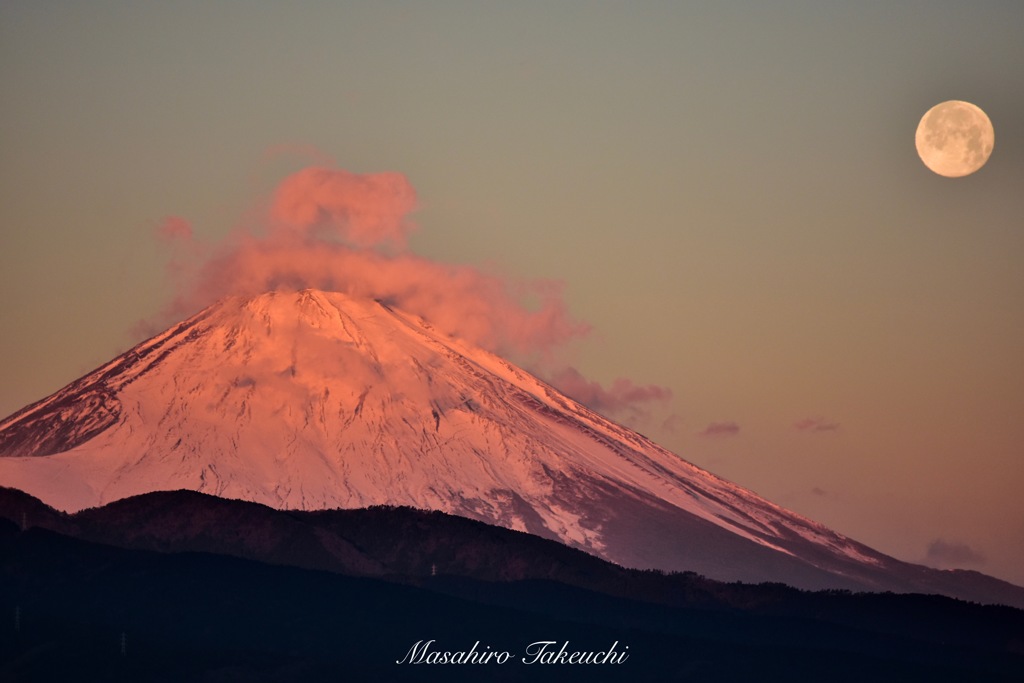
[270,167,417,248]
[794,417,840,433]
[698,421,740,438]
[155,165,586,356]
[149,161,671,421]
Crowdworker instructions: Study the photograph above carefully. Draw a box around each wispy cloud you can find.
[550,367,672,420]
[156,215,193,241]
[660,414,683,434]
[697,421,740,438]
[925,539,986,568]
[794,417,840,433]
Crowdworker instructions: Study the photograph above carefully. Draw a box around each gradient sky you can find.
[2,2,1022,585]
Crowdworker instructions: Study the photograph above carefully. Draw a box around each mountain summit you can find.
[1,289,1020,604]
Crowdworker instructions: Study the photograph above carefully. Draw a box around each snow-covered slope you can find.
[0,290,1011,598]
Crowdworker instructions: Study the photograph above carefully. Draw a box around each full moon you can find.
[915,100,994,178]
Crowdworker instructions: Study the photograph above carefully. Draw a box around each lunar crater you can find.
[915,100,994,178]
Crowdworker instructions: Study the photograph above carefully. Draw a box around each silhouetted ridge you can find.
[1,487,1022,681]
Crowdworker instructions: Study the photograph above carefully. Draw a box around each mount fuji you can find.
[1,289,1020,605]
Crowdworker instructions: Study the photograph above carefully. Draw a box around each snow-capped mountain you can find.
[0,289,1018,601]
